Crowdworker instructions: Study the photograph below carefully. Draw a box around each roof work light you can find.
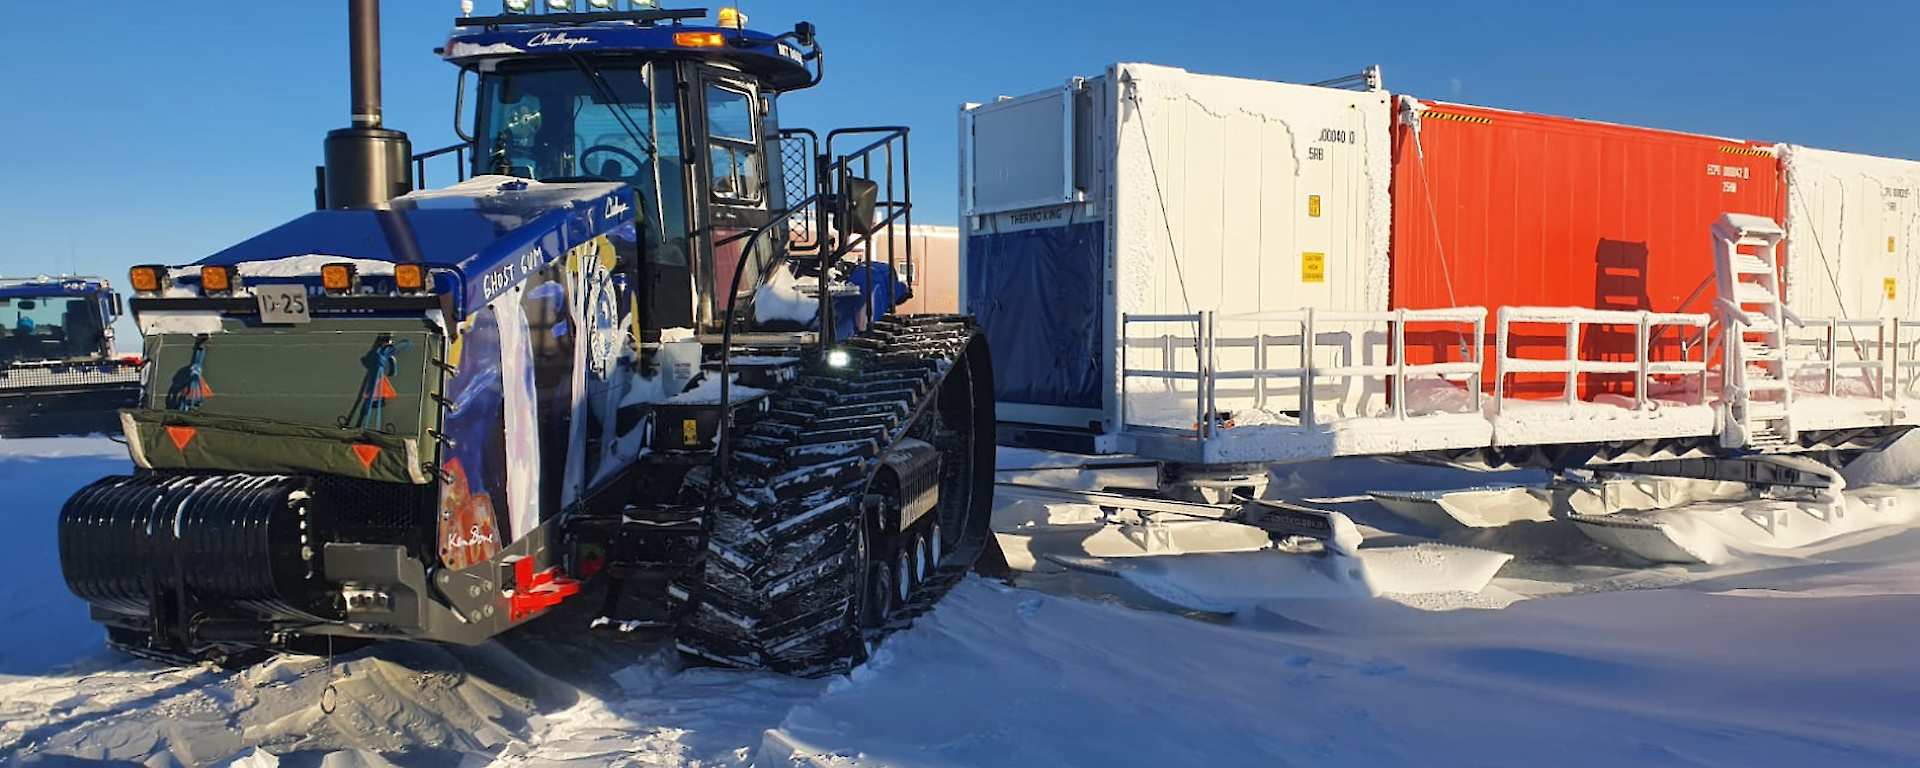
[588,0,614,8]
[322,263,360,295]
[547,0,572,10]
[200,266,235,295]
[504,0,531,13]
[394,264,428,294]
[129,265,165,295]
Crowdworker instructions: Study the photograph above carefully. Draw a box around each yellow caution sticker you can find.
[1892,236,1898,254]
[683,419,699,446]
[1302,252,1326,284]
[1308,195,1322,218]
[1886,278,1898,301]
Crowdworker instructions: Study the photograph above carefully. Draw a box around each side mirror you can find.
[837,176,878,238]
[792,22,816,48]
[109,293,124,318]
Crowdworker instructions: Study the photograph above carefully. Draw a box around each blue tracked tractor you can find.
[0,277,140,437]
[56,0,999,677]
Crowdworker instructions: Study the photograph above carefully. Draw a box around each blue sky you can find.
[2,0,1914,286]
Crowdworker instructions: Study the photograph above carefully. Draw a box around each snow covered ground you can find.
[5,437,1920,767]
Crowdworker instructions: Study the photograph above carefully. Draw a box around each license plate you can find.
[255,285,312,324]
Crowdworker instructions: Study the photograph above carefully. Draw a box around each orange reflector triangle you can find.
[376,376,398,401]
[179,380,214,399]
[165,425,197,452]
[352,443,382,470]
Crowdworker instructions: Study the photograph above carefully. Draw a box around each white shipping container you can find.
[1783,145,1920,320]
[1111,63,1392,320]
[961,63,1392,447]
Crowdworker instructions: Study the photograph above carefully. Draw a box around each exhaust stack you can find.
[321,0,412,209]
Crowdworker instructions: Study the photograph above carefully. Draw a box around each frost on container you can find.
[962,63,1393,444]
[1389,99,1785,400]
[1781,145,1920,322]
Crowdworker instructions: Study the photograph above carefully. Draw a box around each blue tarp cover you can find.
[965,222,1105,411]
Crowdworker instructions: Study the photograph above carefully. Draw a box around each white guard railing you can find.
[1780,318,1889,400]
[1493,308,1711,413]
[1121,308,1486,439]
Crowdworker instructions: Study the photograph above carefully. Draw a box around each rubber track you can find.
[670,315,985,676]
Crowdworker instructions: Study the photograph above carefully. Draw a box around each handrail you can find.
[1493,307,1709,412]
[411,142,473,190]
[712,126,913,506]
[1120,307,1486,435]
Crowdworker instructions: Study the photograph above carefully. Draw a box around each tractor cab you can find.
[445,5,823,335]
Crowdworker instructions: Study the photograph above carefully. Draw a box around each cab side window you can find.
[705,84,761,203]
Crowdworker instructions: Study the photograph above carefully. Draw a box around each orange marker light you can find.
[321,263,358,293]
[199,266,233,294]
[394,264,427,293]
[129,265,165,294]
[674,31,726,47]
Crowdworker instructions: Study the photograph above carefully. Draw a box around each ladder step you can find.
[1732,254,1774,275]
[1741,343,1782,361]
[1734,283,1779,304]
[1744,379,1789,392]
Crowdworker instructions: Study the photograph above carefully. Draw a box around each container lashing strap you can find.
[177,335,213,411]
[358,336,412,431]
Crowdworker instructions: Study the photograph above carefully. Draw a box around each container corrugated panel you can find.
[1114,63,1392,319]
[1782,145,1920,321]
[1390,99,1785,398]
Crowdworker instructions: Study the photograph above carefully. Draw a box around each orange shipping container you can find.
[1389,99,1785,399]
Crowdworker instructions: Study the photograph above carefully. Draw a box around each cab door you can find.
[687,65,775,328]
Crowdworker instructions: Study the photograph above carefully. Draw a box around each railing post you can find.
[1393,309,1408,420]
[1495,308,1509,415]
[1190,311,1205,437]
[1302,309,1317,429]
[1564,317,1581,406]
[1635,314,1650,411]
[1254,328,1268,411]
[1202,312,1217,439]
[1120,313,1131,432]
[1471,313,1485,413]
[1827,321,1838,396]
[1893,320,1903,410]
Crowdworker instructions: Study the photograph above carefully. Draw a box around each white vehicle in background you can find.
[0,276,140,437]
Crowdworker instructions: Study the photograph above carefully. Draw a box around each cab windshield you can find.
[0,296,105,364]
[475,61,690,266]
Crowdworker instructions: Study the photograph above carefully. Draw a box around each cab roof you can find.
[444,8,813,91]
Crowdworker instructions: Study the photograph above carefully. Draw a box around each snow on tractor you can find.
[0,276,140,438]
[58,0,998,676]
